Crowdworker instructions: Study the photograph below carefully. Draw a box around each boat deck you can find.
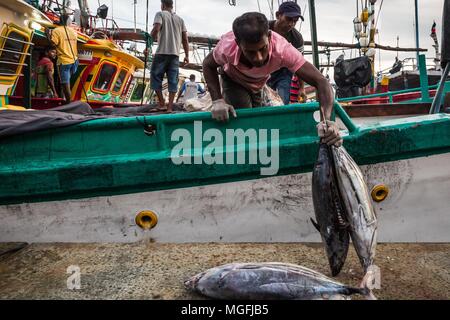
[0,243,448,300]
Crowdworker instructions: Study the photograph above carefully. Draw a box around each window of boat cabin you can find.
[93,62,117,92]
[121,74,133,98]
[112,69,128,94]
[0,31,27,76]
[130,81,145,102]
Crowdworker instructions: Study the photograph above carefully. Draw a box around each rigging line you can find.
[133,0,137,32]
[266,0,274,20]
[114,16,146,27]
[299,4,306,31]
[377,33,382,72]
[54,0,90,104]
[145,0,149,33]
[257,0,261,13]
[141,0,150,105]
[374,0,384,31]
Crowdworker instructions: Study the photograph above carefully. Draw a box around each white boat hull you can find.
[1,153,449,243]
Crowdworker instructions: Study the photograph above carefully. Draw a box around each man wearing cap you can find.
[202,12,342,147]
[268,1,307,105]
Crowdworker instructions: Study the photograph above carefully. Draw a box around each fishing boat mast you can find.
[414,0,420,68]
[308,0,319,69]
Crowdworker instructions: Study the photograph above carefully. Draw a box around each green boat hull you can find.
[0,104,450,205]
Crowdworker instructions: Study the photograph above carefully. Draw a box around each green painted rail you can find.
[338,81,450,104]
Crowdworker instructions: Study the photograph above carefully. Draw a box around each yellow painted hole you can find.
[371,185,389,202]
[135,211,158,230]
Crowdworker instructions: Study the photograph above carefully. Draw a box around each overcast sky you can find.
[83,0,444,73]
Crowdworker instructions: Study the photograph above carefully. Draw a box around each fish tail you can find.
[346,286,368,296]
[358,267,379,300]
[346,286,377,300]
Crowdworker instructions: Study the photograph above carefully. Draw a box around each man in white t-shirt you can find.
[150,0,189,112]
[176,74,205,103]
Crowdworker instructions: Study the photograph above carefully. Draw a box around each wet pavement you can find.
[0,243,448,300]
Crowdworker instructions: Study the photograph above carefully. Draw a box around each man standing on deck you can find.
[202,12,342,147]
[268,2,307,105]
[50,14,78,104]
[151,0,190,112]
[35,45,58,99]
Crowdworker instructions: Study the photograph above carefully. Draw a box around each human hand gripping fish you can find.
[317,107,343,147]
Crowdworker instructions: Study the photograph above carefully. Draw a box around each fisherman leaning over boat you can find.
[151,0,190,113]
[267,1,307,105]
[48,14,79,104]
[203,12,342,147]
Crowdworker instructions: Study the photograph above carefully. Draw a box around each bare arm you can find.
[295,61,334,120]
[150,23,161,41]
[202,51,222,101]
[298,79,307,102]
[182,31,189,65]
[46,66,58,98]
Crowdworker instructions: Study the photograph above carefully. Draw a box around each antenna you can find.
[396,35,399,59]
[133,0,137,32]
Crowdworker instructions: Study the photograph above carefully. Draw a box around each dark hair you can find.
[161,0,173,8]
[45,45,57,53]
[232,12,269,43]
[59,14,70,26]
[190,74,196,80]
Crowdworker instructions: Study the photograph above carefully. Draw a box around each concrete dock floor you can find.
[0,243,449,300]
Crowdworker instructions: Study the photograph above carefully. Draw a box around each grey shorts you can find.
[221,72,262,109]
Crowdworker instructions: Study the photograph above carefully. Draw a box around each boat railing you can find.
[40,0,73,20]
[0,48,31,57]
[39,0,120,38]
[337,81,449,104]
[85,15,120,38]
[379,57,440,76]
[333,101,358,133]
[0,73,24,77]
[0,35,34,46]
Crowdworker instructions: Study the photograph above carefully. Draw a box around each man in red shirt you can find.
[35,45,58,98]
[202,12,342,147]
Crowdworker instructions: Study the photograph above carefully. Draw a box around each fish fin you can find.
[310,218,321,232]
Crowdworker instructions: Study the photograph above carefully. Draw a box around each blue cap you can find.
[278,1,304,21]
